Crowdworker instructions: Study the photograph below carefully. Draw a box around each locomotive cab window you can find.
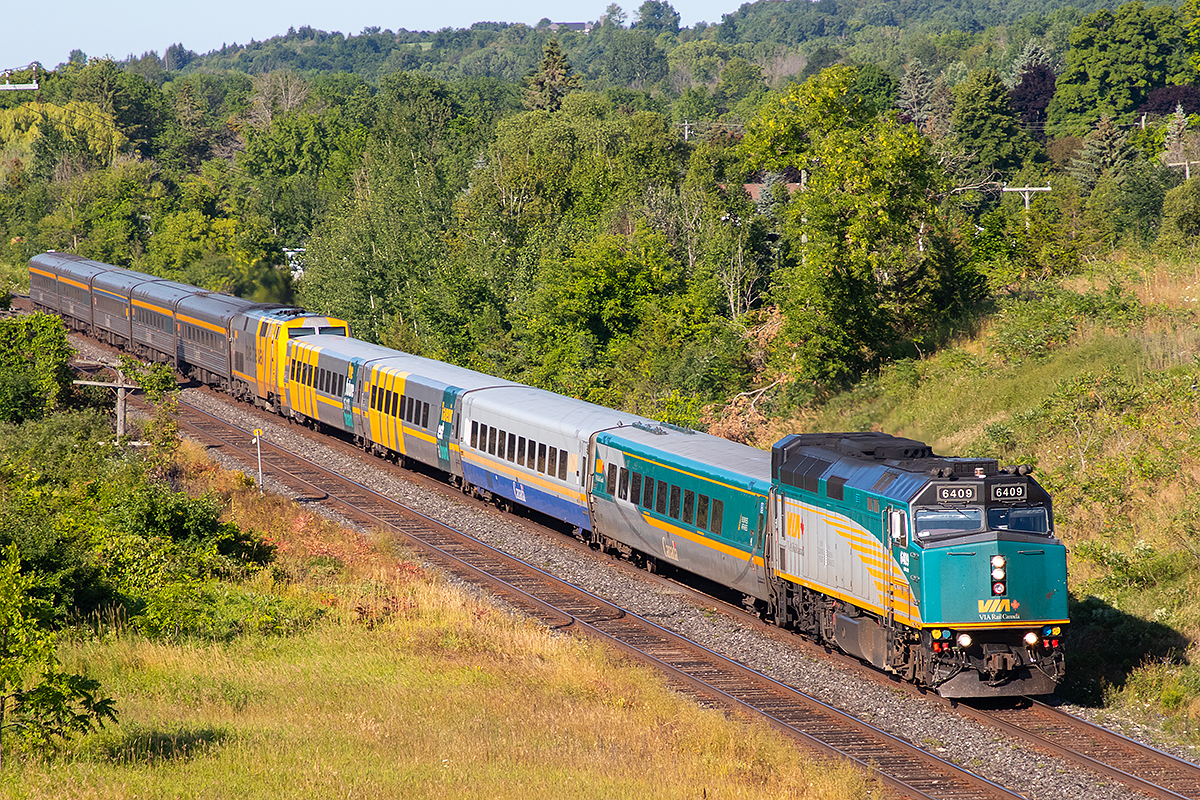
[987,506,1051,534]
[914,507,983,539]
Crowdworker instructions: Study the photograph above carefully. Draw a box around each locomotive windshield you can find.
[914,507,983,538]
[987,506,1050,533]
[914,504,1052,540]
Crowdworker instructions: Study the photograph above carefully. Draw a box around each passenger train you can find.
[29,251,1068,698]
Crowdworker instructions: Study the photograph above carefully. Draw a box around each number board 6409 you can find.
[991,483,1027,501]
[936,484,979,503]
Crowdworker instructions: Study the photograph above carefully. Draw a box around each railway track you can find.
[167,394,1025,800]
[956,699,1200,799]
[68,349,1200,800]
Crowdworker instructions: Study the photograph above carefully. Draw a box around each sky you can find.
[2,0,746,73]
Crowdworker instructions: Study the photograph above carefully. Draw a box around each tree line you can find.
[3,0,1200,420]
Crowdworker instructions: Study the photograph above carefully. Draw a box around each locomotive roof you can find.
[773,432,1003,504]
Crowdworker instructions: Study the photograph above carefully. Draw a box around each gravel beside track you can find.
[72,328,1195,800]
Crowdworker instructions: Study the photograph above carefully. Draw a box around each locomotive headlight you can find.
[956,633,973,648]
[990,555,1006,569]
[1023,632,1040,646]
[991,567,1006,581]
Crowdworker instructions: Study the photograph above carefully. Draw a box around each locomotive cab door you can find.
[885,507,911,626]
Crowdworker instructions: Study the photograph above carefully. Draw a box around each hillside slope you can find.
[788,254,1200,721]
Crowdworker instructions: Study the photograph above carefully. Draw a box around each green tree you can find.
[1157,177,1200,247]
[774,116,952,388]
[526,40,582,112]
[897,59,935,126]
[745,68,964,391]
[1069,117,1136,193]
[634,1,681,35]
[1047,2,1188,135]
[741,65,874,173]
[852,64,899,115]
[0,315,74,424]
[951,68,1042,180]
[0,544,116,767]
[715,58,767,115]
[605,31,669,88]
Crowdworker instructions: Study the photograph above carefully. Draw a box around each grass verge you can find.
[2,440,869,799]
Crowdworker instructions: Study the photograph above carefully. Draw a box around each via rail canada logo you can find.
[978,598,1021,620]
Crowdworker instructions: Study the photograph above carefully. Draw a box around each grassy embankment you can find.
[779,253,1200,738]
[5,441,868,799]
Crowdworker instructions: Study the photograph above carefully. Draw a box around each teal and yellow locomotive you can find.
[767,433,1067,697]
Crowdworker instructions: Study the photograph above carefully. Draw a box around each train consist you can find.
[30,252,1068,697]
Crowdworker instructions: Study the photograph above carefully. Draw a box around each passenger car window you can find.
[710,499,724,536]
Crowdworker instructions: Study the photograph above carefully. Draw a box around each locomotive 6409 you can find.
[30,252,1068,697]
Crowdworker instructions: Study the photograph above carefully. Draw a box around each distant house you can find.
[740,183,801,200]
[548,22,594,33]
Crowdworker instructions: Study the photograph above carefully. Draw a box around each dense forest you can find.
[3,0,1199,419]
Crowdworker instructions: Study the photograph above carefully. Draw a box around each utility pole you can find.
[1002,184,1052,230]
[1167,160,1200,180]
[0,64,38,91]
[73,361,138,438]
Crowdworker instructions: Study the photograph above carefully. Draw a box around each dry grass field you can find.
[0,441,871,799]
